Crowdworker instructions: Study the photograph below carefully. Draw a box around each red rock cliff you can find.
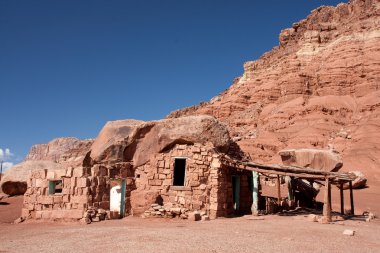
[167,0,380,182]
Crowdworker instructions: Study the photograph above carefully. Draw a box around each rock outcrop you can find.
[1,161,66,195]
[167,0,380,182]
[90,115,232,167]
[279,149,343,172]
[26,137,93,167]
[1,137,93,195]
[342,171,367,189]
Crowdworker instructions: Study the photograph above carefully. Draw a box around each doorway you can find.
[232,176,240,211]
[110,179,126,218]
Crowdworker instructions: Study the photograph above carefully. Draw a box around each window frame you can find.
[48,180,63,195]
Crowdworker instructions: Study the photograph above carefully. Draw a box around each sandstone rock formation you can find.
[1,137,93,195]
[26,137,93,167]
[1,161,66,195]
[90,115,232,167]
[279,148,343,172]
[167,0,380,182]
[342,170,367,189]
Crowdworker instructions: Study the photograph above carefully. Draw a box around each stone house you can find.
[21,116,253,222]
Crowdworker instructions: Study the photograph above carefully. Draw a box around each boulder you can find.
[279,149,343,172]
[341,171,367,190]
[343,229,355,236]
[0,161,66,195]
[90,116,231,166]
[26,137,93,167]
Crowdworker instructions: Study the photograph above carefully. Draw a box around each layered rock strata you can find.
[167,0,380,183]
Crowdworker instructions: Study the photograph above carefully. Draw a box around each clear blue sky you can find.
[0,0,343,169]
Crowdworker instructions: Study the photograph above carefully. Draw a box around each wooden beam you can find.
[277,175,281,206]
[340,182,344,215]
[349,181,354,216]
[323,178,332,222]
[251,172,259,215]
[220,158,356,181]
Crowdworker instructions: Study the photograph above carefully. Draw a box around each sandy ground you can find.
[0,215,379,253]
[0,195,23,223]
[1,191,379,253]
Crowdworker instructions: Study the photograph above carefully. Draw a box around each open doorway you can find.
[110,179,126,219]
[232,175,240,211]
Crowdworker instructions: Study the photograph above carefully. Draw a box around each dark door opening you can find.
[232,176,240,211]
[173,158,186,186]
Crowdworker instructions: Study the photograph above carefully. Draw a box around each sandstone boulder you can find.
[279,149,343,172]
[341,171,367,190]
[0,161,66,195]
[26,137,93,167]
[90,116,231,166]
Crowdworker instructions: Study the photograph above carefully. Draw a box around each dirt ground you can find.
[0,195,23,223]
[0,215,379,253]
[1,192,379,253]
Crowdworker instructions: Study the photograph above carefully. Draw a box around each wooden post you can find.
[349,181,354,216]
[323,177,332,222]
[276,175,281,205]
[340,182,344,215]
[286,176,294,200]
[120,179,126,218]
[251,172,259,215]
[328,179,332,209]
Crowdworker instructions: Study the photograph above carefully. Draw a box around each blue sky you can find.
[0,0,343,170]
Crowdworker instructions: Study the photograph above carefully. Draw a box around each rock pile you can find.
[81,207,108,224]
[143,203,209,221]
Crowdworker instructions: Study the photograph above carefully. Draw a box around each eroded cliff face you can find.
[167,0,380,181]
[25,137,94,167]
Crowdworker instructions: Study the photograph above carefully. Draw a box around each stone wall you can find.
[213,165,253,217]
[21,162,133,221]
[131,143,220,218]
[130,143,253,219]
[22,142,253,221]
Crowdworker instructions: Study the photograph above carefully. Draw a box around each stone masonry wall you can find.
[212,165,253,217]
[22,162,133,221]
[130,143,224,219]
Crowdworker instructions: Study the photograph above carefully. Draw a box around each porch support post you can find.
[276,175,281,206]
[340,181,344,215]
[251,171,259,215]
[286,176,294,200]
[323,177,332,222]
[349,181,355,216]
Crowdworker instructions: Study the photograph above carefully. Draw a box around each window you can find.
[173,158,186,186]
[48,180,63,195]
